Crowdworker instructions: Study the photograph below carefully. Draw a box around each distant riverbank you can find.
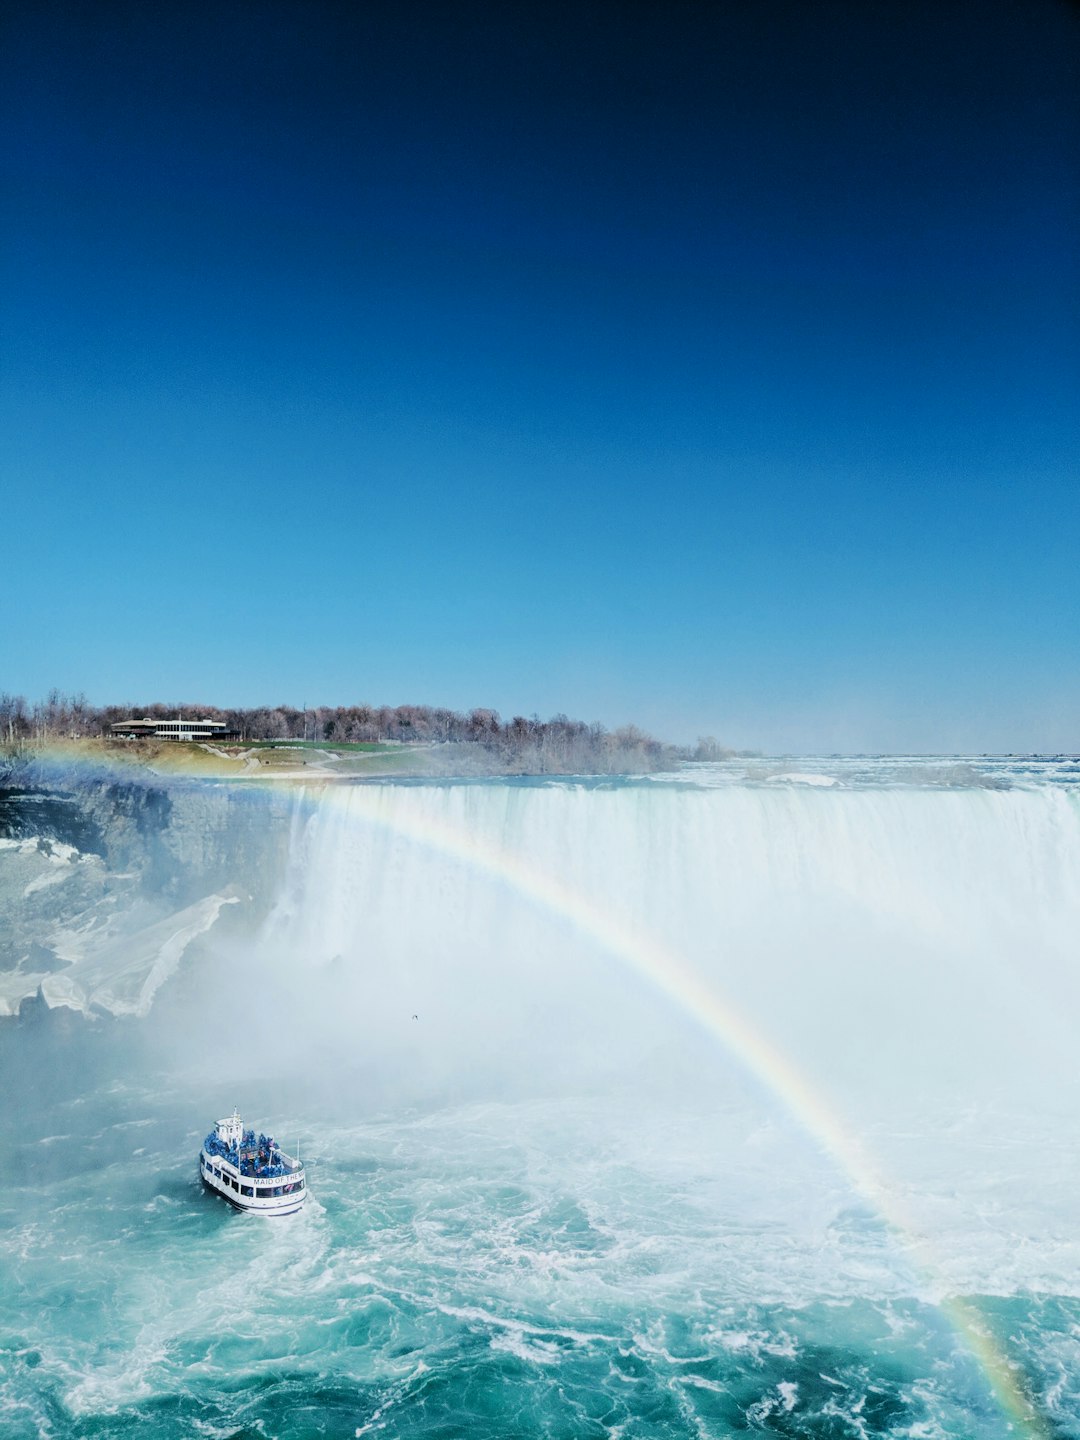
[0,733,694,784]
[1,695,715,777]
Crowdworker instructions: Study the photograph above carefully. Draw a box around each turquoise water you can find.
[4,768,1080,1436]
[6,1048,1078,1439]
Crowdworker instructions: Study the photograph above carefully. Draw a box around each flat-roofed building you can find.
[111,717,232,741]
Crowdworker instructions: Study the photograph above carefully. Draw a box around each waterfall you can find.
[265,780,1080,1124]
[6,771,1080,1433]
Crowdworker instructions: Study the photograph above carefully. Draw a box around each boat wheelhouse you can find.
[200,1109,307,1215]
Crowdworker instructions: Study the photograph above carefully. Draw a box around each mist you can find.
[5,761,1080,1436]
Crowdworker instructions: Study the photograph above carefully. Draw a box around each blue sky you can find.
[3,1,1078,751]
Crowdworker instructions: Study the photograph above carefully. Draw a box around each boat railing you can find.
[203,1134,302,1177]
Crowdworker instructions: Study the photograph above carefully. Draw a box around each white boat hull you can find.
[199,1147,307,1216]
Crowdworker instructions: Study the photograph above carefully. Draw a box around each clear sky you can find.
[3,1,1078,752]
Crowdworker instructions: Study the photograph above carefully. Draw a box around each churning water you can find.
[3,760,1080,1437]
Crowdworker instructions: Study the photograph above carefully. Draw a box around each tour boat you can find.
[199,1109,307,1215]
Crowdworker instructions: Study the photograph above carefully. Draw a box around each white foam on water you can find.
[6,768,1080,1433]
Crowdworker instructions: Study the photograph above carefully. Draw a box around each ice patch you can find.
[0,891,240,1018]
[23,868,75,897]
[0,836,83,862]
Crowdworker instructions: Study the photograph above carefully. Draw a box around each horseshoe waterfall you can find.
[3,759,1080,1438]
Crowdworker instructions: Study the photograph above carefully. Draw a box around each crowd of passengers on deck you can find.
[203,1127,295,1178]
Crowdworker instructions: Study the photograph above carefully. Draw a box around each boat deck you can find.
[230,1147,301,1178]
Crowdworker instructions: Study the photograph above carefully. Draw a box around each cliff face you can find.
[0,761,293,1018]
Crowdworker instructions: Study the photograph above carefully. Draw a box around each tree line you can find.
[0,691,734,773]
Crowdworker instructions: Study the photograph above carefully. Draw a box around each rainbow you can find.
[300,778,1048,1438]
[7,752,1051,1432]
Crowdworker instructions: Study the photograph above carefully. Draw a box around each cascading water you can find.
[268,776,1080,1125]
[2,762,1080,1437]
